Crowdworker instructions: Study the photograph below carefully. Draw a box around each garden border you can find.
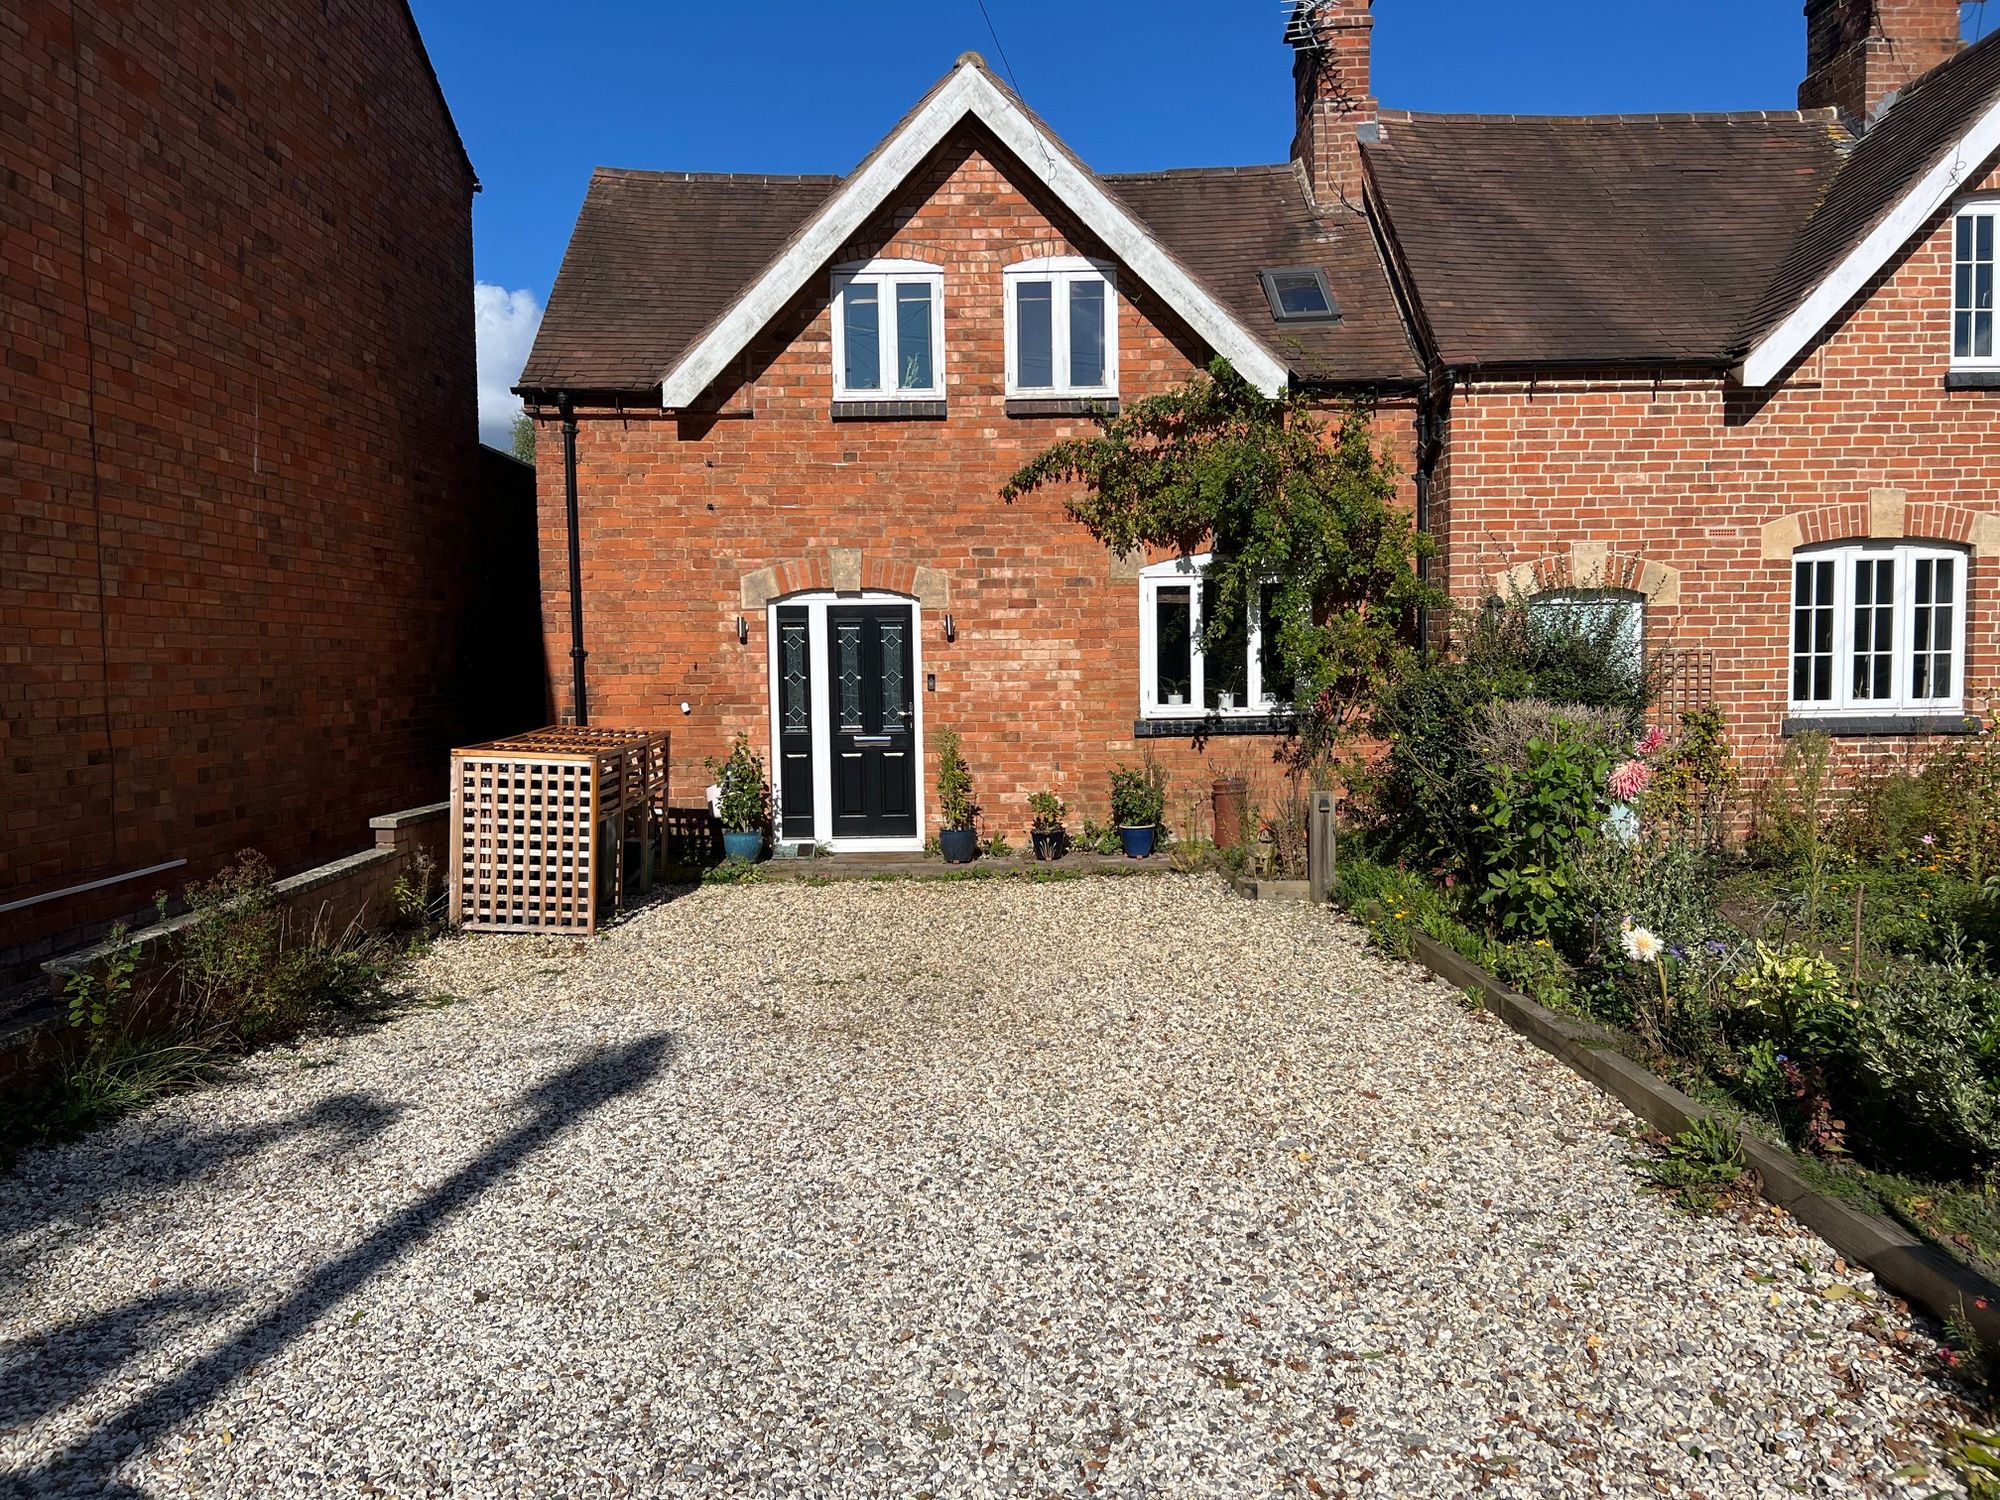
[1405,929,2000,1346]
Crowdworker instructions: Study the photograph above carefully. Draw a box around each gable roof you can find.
[518,158,1421,395]
[1740,30,2000,385]
[1361,111,1846,369]
[652,56,1293,406]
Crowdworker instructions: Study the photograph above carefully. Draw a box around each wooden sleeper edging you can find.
[1407,930,2000,1347]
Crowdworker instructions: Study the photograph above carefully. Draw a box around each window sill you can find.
[1135,713,1296,739]
[830,398,947,420]
[1005,397,1120,418]
[1782,712,1982,737]
[1944,369,2000,390]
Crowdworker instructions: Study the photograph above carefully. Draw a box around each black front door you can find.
[828,603,917,838]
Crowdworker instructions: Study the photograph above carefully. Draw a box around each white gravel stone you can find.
[0,877,1966,1496]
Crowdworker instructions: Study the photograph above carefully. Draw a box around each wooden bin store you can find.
[449,726,668,935]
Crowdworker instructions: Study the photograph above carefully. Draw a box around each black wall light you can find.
[736,615,749,644]
[942,613,956,642]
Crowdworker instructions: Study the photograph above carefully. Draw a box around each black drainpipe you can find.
[1413,388,1441,652]
[559,393,589,725]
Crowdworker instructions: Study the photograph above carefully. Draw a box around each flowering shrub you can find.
[1473,723,1615,941]
[1608,759,1652,803]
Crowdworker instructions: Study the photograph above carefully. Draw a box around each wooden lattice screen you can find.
[449,726,668,936]
[1650,647,1717,729]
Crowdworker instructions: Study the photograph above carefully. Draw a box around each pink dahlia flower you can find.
[1636,726,1668,757]
[1608,759,1652,803]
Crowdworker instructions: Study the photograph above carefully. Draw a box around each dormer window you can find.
[1005,258,1118,399]
[1954,205,1997,367]
[1259,267,1340,324]
[832,260,945,401]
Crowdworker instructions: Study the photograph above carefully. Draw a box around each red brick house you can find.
[2,0,539,966]
[519,0,2000,851]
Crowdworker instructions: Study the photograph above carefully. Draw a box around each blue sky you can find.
[426,0,1991,441]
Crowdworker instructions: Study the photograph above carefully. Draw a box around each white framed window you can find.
[1004,257,1118,399]
[1955,204,1998,368]
[1138,555,1292,720]
[831,259,945,400]
[1790,542,1965,715]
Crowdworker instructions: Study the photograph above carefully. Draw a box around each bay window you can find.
[1005,257,1118,399]
[1790,542,1965,716]
[831,260,945,401]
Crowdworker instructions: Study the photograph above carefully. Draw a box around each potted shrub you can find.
[1027,790,1068,861]
[935,727,979,863]
[707,733,770,862]
[1109,761,1167,858]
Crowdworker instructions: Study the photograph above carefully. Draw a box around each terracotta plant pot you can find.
[1212,777,1248,850]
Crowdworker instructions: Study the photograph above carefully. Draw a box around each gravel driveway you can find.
[0,876,1960,1497]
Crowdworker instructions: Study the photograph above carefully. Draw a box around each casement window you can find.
[1138,555,1292,719]
[1955,204,1998,368]
[1528,588,1646,674]
[1004,257,1118,399]
[1790,542,1965,715]
[831,260,945,400]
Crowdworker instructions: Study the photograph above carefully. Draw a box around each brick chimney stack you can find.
[1799,0,1962,128]
[1289,0,1377,210]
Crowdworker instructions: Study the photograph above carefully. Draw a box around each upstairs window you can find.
[1138,555,1292,720]
[1954,204,1997,367]
[832,260,945,401]
[1790,542,1964,715]
[1005,258,1118,399]
[1259,267,1340,324]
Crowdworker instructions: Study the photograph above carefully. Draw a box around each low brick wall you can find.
[1,803,450,1093]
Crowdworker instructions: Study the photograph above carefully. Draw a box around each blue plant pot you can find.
[722,830,764,863]
[938,828,979,864]
[1118,825,1156,859]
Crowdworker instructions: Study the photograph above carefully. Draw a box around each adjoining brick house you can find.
[2,0,540,967]
[520,0,2000,852]
[1360,0,2000,791]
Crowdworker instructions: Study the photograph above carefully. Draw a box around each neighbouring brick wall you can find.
[1,0,530,962]
[1436,162,2000,796]
[530,125,1418,844]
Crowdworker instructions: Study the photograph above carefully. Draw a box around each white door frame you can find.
[766,590,926,853]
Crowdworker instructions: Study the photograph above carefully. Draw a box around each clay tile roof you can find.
[1740,29,2000,353]
[1362,111,1847,368]
[1102,166,1421,384]
[517,170,840,393]
[520,55,1419,397]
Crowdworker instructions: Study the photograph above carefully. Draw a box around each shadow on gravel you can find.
[3,1033,675,1495]
[0,1091,405,1248]
[0,1290,243,1431]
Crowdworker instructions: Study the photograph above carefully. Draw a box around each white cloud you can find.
[474,282,544,448]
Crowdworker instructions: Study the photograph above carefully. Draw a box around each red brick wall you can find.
[1436,162,2000,794]
[532,127,1417,845]
[1,0,496,963]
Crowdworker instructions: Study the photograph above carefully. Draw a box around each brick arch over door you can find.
[1489,544,1682,607]
[1758,490,2000,559]
[738,551,951,611]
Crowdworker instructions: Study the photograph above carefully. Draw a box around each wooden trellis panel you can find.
[1651,647,1716,729]
[449,726,669,935]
